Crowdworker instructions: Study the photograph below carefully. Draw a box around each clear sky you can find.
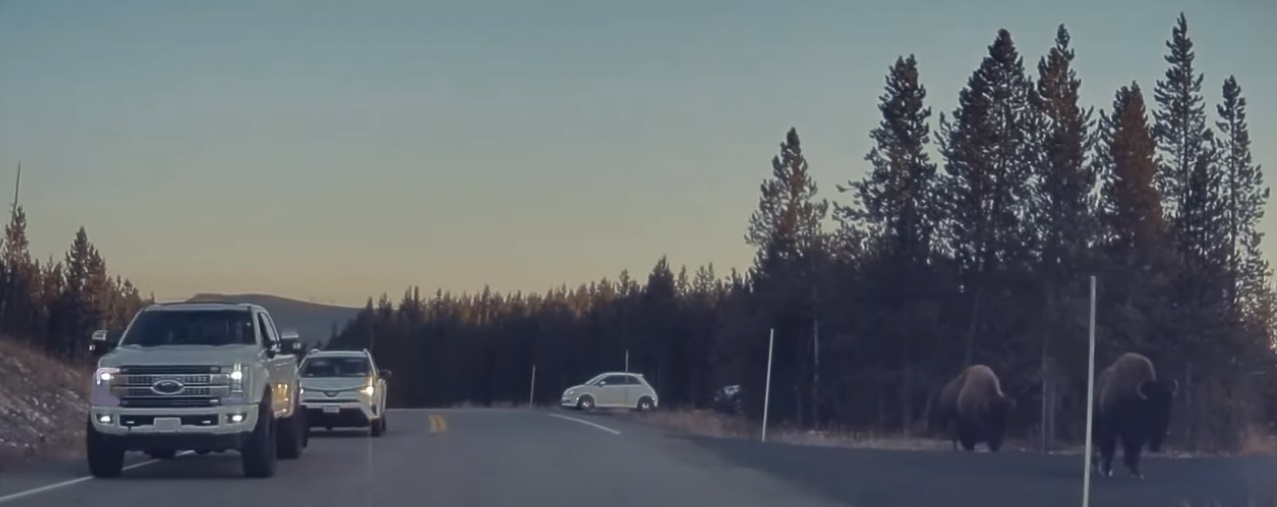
[0,0,1273,307]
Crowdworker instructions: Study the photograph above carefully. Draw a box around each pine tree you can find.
[746,127,829,270]
[1094,82,1173,355]
[1097,83,1165,264]
[838,54,939,268]
[1033,24,1097,277]
[2,205,37,338]
[1029,25,1097,447]
[937,29,1037,364]
[1215,75,1270,309]
[1153,13,1227,270]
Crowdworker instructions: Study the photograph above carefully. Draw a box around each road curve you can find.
[1,409,1274,507]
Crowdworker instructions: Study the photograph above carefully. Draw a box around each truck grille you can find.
[113,365,228,408]
[120,397,221,408]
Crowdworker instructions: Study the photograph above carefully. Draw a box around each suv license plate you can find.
[323,407,340,414]
[154,417,181,432]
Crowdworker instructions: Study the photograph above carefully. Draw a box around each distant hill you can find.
[185,293,361,348]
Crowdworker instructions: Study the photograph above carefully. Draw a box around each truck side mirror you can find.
[89,329,117,357]
[279,329,302,356]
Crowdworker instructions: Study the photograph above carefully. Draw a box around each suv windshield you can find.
[302,356,370,378]
[119,309,257,347]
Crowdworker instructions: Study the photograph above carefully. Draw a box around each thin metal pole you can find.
[762,328,775,443]
[1082,275,1097,507]
[529,365,537,408]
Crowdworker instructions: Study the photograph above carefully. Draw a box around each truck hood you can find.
[99,345,263,368]
[300,377,369,391]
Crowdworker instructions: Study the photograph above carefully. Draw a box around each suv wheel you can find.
[86,420,124,478]
[241,398,278,478]
[276,403,305,460]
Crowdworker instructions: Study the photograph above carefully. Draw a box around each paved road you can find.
[0,409,1274,507]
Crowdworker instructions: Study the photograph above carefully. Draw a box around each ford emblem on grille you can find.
[151,379,184,395]
[324,390,336,397]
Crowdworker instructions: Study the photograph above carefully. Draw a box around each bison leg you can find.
[1097,429,1117,477]
[1121,436,1144,479]
[986,430,1004,452]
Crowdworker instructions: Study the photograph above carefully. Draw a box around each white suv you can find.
[298,350,390,437]
[560,372,659,412]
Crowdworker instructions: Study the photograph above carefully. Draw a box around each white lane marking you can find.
[547,413,622,435]
[0,451,194,505]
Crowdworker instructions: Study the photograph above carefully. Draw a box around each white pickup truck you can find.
[86,301,308,478]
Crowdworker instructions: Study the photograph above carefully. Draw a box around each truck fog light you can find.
[96,414,112,424]
[228,413,246,424]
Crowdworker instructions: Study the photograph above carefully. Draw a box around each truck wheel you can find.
[86,421,124,478]
[276,405,305,460]
[370,416,385,437]
[241,398,278,478]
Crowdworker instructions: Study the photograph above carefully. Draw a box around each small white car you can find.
[298,350,390,437]
[560,372,658,412]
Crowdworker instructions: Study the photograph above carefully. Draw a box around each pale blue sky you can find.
[0,0,1272,306]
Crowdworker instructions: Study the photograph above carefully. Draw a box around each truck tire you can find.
[276,402,305,460]
[241,397,278,478]
[86,420,124,478]
[370,416,385,437]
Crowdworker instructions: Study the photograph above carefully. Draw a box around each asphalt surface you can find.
[0,408,1273,507]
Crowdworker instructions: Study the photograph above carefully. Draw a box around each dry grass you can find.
[617,409,966,451]
[0,338,89,471]
[1237,424,1277,456]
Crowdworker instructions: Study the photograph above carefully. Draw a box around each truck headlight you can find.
[229,364,246,393]
[361,385,375,396]
[94,367,119,386]
[91,368,121,407]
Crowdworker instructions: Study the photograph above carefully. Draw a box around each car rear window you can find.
[302,356,371,378]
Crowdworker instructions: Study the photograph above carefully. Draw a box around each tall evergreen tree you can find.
[1097,84,1165,269]
[2,205,37,338]
[1094,82,1175,358]
[839,54,940,266]
[1215,75,1270,309]
[937,29,1037,364]
[1033,25,1097,276]
[838,54,943,433]
[1153,13,1227,270]
[1029,24,1097,445]
[743,127,829,425]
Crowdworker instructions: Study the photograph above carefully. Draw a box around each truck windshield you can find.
[301,357,370,378]
[119,309,257,347]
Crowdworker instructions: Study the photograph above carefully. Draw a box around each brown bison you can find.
[1090,352,1178,479]
[936,372,965,450]
[942,365,1016,452]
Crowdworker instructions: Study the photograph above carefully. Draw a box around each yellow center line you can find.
[428,413,449,433]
